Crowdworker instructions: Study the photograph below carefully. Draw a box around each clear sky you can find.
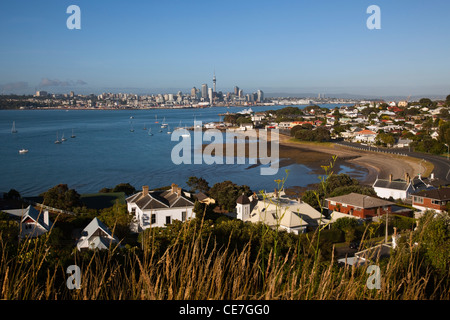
[1,0,449,97]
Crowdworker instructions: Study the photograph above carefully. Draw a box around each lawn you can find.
[80,192,126,210]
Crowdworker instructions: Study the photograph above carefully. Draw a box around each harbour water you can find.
[0,104,365,196]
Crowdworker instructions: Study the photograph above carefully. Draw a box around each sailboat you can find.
[130,121,135,132]
[61,133,67,142]
[11,121,18,134]
[161,117,167,128]
[143,123,147,130]
[155,115,159,123]
[55,132,61,144]
[71,129,76,138]
[166,125,172,134]
[148,127,153,136]
[19,148,28,154]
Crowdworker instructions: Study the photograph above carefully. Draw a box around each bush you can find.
[317,228,344,243]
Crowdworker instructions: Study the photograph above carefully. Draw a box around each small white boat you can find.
[19,149,28,154]
[167,125,171,134]
[61,133,67,142]
[71,129,76,138]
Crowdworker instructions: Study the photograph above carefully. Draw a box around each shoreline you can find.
[276,133,431,185]
[219,130,432,188]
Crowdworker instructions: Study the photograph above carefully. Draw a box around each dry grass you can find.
[1,215,448,300]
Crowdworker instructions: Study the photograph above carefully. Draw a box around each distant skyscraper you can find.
[201,84,208,99]
[238,89,243,98]
[234,86,239,95]
[257,90,264,103]
[191,87,197,98]
[213,72,216,93]
[208,87,213,103]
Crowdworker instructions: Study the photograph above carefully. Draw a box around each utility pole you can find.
[385,209,389,244]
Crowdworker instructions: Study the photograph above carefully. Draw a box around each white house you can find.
[353,129,377,143]
[76,217,120,251]
[15,206,53,239]
[372,173,427,201]
[126,184,195,231]
[237,190,326,235]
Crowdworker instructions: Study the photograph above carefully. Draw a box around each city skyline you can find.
[1,0,449,97]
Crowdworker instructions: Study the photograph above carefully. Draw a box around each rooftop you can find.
[412,188,450,200]
[326,193,395,209]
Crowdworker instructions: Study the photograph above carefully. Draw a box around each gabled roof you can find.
[373,179,410,191]
[326,193,394,209]
[127,189,194,210]
[412,188,450,200]
[20,205,53,230]
[358,129,377,135]
[77,217,120,250]
[82,217,116,240]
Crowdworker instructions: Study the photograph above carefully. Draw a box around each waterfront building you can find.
[234,86,239,96]
[191,87,197,98]
[126,184,195,231]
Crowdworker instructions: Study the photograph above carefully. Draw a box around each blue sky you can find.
[1,0,449,97]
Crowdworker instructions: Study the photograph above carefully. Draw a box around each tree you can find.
[4,189,21,200]
[414,211,450,273]
[209,181,251,212]
[186,176,210,194]
[112,183,136,196]
[376,132,395,147]
[99,201,132,239]
[40,184,82,211]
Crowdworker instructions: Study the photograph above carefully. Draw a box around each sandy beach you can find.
[277,133,431,185]
[200,129,433,188]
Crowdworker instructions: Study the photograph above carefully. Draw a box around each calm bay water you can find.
[0,104,364,196]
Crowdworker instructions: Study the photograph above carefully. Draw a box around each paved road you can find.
[334,141,450,183]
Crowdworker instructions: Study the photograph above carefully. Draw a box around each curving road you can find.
[334,141,450,183]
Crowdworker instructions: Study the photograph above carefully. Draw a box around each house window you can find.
[182,211,187,221]
[165,216,171,225]
[330,201,336,206]
[131,207,136,214]
[414,196,423,204]
[431,200,441,205]
[151,214,156,225]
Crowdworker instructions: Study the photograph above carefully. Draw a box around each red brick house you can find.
[412,188,450,213]
[325,193,395,219]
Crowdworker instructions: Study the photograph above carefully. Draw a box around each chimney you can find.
[389,174,393,182]
[177,187,182,197]
[44,210,49,228]
[142,185,149,197]
[404,172,410,184]
[171,183,178,195]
